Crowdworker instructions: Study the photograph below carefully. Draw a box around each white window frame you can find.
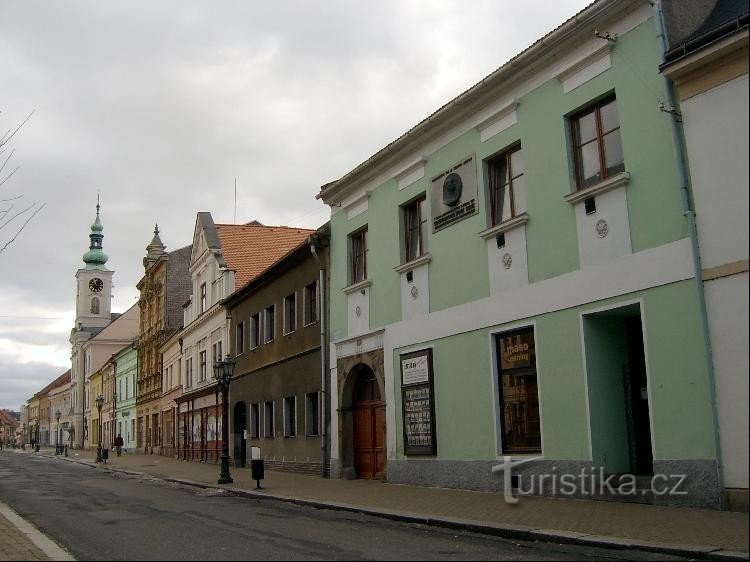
[249,313,260,349]
[264,305,275,344]
[236,321,245,355]
[305,392,320,437]
[263,401,275,438]
[283,396,297,438]
[303,281,318,327]
[283,293,297,335]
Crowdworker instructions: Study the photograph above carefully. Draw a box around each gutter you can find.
[653,0,725,504]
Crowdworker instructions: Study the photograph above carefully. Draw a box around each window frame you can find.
[249,313,260,349]
[305,392,320,437]
[570,95,623,191]
[199,283,207,314]
[199,350,207,382]
[349,227,368,285]
[303,281,318,326]
[250,403,260,439]
[486,143,524,226]
[263,401,275,438]
[283,293,297,335]
[402,194,428,263]
[236,321,245,355]
[283,395,297,438]
[264,305,275,344]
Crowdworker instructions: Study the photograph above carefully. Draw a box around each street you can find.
[0,452,692,561]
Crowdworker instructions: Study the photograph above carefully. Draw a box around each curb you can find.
[47,454,750,561]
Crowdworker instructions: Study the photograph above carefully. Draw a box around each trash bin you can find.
[251,459,264,489]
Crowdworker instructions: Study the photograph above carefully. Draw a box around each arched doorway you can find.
[233,402,247,468]
[351,366,385,479]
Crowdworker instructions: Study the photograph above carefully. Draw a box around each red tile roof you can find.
[214,224,315,290]
[34,369,72,398]
[0,409,18,427]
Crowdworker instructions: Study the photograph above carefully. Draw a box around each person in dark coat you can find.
[114,433,124,456]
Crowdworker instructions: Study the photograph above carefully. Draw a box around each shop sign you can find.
[499,329,535,370]
[400,349,437,456]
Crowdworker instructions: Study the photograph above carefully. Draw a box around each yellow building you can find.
[88,369,103,450]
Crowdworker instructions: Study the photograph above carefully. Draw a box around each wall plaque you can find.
[430,156,478,232]
[400,349,437,455]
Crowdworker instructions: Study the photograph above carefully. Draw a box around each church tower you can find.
[74,200,114,329]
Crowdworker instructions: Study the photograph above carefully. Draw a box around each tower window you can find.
[90,297,100,315]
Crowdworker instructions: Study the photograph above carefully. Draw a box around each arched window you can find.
[90,297,100,315]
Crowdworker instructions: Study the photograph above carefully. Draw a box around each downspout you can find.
[310,236,328,478]
[653,0,724,503]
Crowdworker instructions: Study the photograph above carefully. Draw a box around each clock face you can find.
[89,278,104,293]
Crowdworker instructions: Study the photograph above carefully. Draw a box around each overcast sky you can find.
[0,0,591,410]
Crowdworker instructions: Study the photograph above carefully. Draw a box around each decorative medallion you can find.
[595,219,609,238]
[410,286,419,300]
[502,253,513,269]
[355,305,362,318]
[442,172,463,206]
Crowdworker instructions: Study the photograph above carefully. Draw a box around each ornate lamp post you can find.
[213,354,235,485]
[95,395,104,463]
[55,410,62,455]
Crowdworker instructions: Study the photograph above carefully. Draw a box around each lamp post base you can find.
[218,454,233,484]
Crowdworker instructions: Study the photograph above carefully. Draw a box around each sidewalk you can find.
[42,448,750,559]
[0,497,74,561]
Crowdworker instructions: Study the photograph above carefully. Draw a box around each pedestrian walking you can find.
[114,433,124,456]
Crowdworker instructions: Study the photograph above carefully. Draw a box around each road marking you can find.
[0,499,75,561]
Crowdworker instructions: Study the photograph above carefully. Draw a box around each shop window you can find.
[402,195,428,262]
[496,327,541,454]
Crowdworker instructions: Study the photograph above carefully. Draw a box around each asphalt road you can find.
[0,452,688,561]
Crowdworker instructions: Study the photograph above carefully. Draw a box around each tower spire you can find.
[82,198,109,270]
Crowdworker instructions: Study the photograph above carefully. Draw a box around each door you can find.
[625,316,653,475]
[352,368,385,479]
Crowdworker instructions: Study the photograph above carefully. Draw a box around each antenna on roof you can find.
[234,178,237,224]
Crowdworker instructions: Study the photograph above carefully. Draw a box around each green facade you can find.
[114,344,137,450]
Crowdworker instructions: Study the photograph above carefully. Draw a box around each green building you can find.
[114,343,138,451]
[318,0,723,508]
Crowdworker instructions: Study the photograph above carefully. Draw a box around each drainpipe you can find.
[653,0,724,502]
[310,235,328,478]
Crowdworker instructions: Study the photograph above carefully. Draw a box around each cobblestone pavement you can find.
[5,448,749,558]
[0,506,48,561]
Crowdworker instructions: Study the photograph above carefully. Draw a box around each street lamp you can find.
[55,410,61,455]
[95,395,104,463]
[213,354,235,485]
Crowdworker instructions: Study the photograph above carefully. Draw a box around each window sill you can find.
[343,279,372,295]
[394,253,432,274]
[478,214,529,240]
[564,171,630,205]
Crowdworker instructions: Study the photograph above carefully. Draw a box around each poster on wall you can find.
[430,155,478,233]
[400,349,437,456]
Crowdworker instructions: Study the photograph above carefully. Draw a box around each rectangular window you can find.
[303,281,318,326]
[250,403,260,439]
[264,305,275,343]
[403,195,428,262]
[305,392,320,437]
[199,351,207,382]
[283,293,296,335]
[185,357,193,388]
[263,401,275,438]
[212,341,223,366]
[250,313,260,349]
[236,322,245,355]
[571,96,624,190]
[199,283,207,314]
[283,396,297,437]
[350,228,368,284]
[497,327,541,454]
[488,145,525,226]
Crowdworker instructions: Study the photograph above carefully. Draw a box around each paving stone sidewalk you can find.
[0,508,48,561]
[37,448,750,559]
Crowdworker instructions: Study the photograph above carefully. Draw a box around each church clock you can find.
[89,278,104,293]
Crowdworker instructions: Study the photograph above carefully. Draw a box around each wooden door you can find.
[353,401,385,479]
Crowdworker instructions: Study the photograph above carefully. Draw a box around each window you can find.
[250,404,260,439]
[263,401,275,438]
[199,283,207,314]
[306,392,320,437]
[571,96,624,190]
[199,351,207,382]
[487,145,525,226]
[350,228,368,284]
[283,293,296,335]
[283,396,297,437]
[264,305,275,343]
[497,327,541,454]
[304,281,318,326]
[403,196,428,262]
[250,313,260,349]
[236,322,245,355]
[212,341,223,366]
[90,297,100,315]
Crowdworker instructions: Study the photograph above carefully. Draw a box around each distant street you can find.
[0,452,690,561]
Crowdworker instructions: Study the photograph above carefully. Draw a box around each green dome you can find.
[82,201,109,271]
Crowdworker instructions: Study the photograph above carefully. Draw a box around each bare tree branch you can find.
[0,202,46,254]
[0,110,34,150]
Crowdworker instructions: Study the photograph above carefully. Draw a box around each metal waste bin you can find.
[251,459,264,489]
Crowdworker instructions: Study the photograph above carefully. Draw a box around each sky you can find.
[0,0,592,410]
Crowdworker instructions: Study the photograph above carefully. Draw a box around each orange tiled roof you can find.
[214,224,314,290]
[34,369,72,398]
[0,409,18,427]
